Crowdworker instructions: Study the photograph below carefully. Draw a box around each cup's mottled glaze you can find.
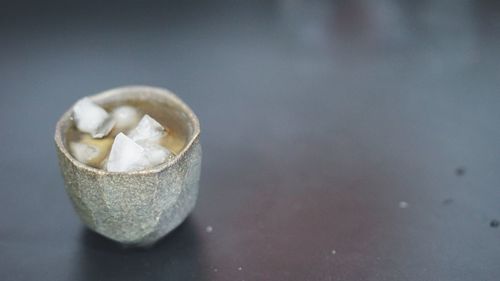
[55,86,201,246]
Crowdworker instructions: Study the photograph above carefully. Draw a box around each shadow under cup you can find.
[54,86,202,246]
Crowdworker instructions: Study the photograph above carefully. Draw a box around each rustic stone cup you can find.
[54,86,201,246]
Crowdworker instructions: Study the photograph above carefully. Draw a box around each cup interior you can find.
[55,86,200,173]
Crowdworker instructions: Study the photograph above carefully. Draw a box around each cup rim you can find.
[54,85,200,175]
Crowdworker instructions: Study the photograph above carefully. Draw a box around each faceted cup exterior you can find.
[54,86,201,246]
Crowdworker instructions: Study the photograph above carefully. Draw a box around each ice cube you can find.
[141,142,172,167]
[73,97,115,138]
[106,115,173,172]
[128,114,167,142]
[69,142,100,165]
[111,105,140,131]
[106,133,150,172]
[79,134,114,153]
[73,135,114,167]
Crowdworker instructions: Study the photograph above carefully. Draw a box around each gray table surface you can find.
[1,1,499,280]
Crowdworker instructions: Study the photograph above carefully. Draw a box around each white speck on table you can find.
[399,201,409,208]
[206,226,213,233]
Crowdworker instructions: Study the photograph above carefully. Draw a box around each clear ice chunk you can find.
[73,97,115,138]
[128,114,167,142]
[111,105,140,131]
[78,134,113,168]
[69,142,100,165]
[106,115,173,172]
[106,133,150,172]
[140,142,172,167]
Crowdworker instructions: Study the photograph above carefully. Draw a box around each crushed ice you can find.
[107,115,172,172]
[107,114,172,172]
[106,133,150,172]
[71,98,172,172]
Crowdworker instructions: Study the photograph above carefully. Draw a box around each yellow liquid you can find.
[65,100,188,169]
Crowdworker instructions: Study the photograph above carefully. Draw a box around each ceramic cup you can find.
[55,86,201,246]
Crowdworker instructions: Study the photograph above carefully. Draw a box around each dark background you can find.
[1,0,500,280]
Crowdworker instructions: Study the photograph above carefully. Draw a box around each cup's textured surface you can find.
[55,86,202,246]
